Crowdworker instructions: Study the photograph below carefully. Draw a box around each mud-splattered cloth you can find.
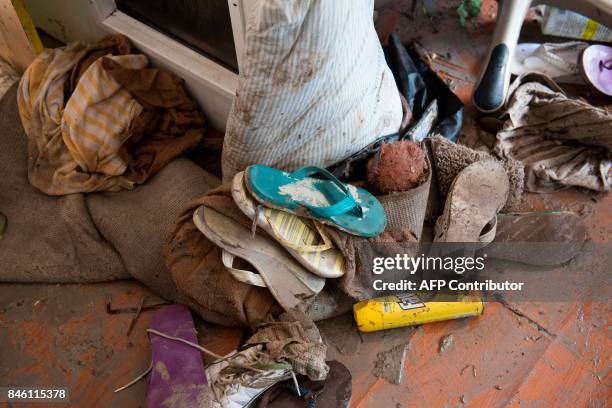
[163,184,355,326]
[163,184,277,327]
[494,73,612,193]
[246,311,329,381]
[17,34,204,195]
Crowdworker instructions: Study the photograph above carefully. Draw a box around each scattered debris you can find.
[105,295,169,315]
[595,367,609,383]
[498,299,556,339]
[438,334,455,354]
[126,296,146,336]
[457,0,482,27]
[114,361,153,393]
[372,343,409,385]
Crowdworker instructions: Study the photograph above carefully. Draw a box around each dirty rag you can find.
[62,54,148,176]
[163,184,277,327]
[17,35,204,195]
[246,311,329,381]
[326,226,418,300]
[494,73,612,193]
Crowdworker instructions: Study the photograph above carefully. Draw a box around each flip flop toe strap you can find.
[289,166,363,218]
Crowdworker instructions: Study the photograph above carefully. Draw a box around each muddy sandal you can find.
[245,165,386,237]
[193,206,325,311]
[232,171,346,279]
[434,160,509,243]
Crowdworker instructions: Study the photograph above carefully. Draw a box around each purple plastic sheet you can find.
[146,304,208,407]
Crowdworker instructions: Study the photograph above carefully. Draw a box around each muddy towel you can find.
[17,34,204,195]
[494,73,612,193]
[164,184,277,327]
[246,311,329,381]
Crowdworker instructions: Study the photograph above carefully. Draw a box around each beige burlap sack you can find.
[2,81,276,326]
[87,158,220,302]
[2,82,267,327]
[163,185,278,327]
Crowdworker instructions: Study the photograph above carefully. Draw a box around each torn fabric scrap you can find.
[494,73,612,193]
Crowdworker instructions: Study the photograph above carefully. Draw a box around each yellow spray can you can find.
[353,291,484,332]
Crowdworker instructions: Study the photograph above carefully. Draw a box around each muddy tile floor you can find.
[1,1,611,407]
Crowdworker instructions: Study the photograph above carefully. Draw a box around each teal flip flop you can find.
[245,165,386,237]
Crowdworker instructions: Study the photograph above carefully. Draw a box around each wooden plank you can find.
[0,0,36,72]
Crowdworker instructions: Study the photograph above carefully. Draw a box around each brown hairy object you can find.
[367,141,425,194]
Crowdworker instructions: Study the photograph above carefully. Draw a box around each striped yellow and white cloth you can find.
[18,42,139,194]
[62,54,147,176]
[17,36,203,196]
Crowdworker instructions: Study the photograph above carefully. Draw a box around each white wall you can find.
[24,0,110,43]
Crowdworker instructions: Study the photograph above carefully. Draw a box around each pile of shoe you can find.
[193,165,388,311]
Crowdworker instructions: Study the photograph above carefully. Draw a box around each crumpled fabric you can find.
[17,34,204,195]
[62,54,148,176]
[324,226,419,301]
[246,311,329,381]
[163,184,277,327]
[494,73,612,193]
